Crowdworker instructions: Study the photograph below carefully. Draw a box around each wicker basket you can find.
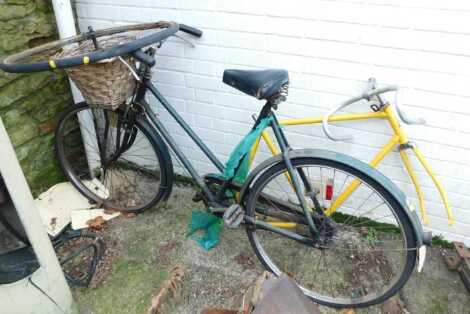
[56,35,138,110]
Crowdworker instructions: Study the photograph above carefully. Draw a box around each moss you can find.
[0,71,54,109]
[0,2,35,21]
[431,235,453,249]
[0,0,72,194]
[74,261,168,314]
[429,300,449,314]
[331,211,401,234]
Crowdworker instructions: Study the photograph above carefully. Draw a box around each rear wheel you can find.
[245,157,416,308]
[55,102,172,213]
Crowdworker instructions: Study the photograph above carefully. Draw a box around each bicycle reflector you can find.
[325,178,334,201]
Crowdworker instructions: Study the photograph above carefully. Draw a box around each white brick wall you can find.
[75,0,470,244]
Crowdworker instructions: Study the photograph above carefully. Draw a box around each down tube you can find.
[146,81,225,172]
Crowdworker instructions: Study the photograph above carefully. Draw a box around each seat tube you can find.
[270,116,319,238]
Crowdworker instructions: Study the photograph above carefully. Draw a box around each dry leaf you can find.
[122,212,137,219]
[339,309,356,314]
[86,216,106,230]
[382,297,409,314]
[103,208,119,215]
[147,266,185,314]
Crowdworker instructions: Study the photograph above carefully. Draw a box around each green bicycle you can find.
[0,21,431,308]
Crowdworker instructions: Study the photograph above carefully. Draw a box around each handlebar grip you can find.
[179,24,203,37]
[132,50,155,67]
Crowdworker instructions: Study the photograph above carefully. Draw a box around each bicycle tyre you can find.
[55,102,173,213]
[244,156,417,308]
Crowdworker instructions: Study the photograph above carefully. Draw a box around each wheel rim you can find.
[248,161,413,306]
[57,105,163,211]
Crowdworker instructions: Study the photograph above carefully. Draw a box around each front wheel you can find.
[244,157,416,308]
[55,102,173,213]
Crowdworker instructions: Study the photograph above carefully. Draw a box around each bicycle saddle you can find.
[223,69,289,101]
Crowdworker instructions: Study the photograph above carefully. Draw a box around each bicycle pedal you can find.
[223,204,244,228]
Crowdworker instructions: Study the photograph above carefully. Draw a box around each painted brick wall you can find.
[74,0,470,244]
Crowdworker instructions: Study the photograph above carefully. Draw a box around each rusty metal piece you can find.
[454,242,470,259]
[459,257,470,294]
[444,252,462,271]
[446,241,470,294]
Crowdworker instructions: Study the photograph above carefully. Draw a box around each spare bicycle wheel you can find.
[0,21,177,73]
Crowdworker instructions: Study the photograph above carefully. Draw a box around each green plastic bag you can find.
[187,211,222,251]
[222,116,274,184]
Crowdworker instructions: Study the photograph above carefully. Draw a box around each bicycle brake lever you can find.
[172,34,196,48]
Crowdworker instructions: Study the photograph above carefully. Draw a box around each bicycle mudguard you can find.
[239,148,430,248]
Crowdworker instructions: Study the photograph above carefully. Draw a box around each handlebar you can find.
[179,24,203,37]
[132,49,156,67]
[0,21,202,73]
[322,79,425,142]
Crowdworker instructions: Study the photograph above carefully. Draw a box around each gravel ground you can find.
[73,185,470,314]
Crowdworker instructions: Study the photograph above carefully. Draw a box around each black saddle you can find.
[223,69,289,100]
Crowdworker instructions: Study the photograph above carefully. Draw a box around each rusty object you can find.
[460,257,470,293]
[444,241,470,294]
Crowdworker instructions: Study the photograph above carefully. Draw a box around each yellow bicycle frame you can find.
[249,105,455,226]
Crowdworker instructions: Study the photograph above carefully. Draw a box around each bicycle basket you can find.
[56,34,138,110]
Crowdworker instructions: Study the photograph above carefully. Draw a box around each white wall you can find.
[74,0,470,244]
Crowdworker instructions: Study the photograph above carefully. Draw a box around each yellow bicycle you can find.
[249,78,454,227]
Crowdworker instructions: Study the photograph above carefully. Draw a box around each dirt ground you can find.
[73,185,470,314]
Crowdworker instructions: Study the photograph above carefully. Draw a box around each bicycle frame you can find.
[251,105,455,226]
[133,78,324,244]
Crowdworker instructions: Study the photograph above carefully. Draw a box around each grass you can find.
[431,235,454,249]
[330,211,401,234]
[75,260,168,314]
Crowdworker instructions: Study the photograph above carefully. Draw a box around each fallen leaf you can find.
[147,266,185,314]
[234,252,255,270]
[86,216,106,230]
[339,309,355,314]
[382,296,408,314]
[122,212,137,219]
